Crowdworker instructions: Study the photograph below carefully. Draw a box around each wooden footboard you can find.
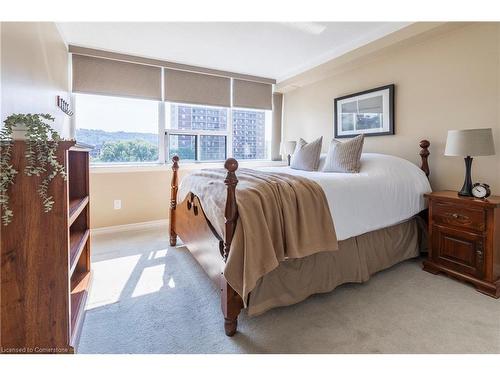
[169,140,431,337]
[169,157,243,336]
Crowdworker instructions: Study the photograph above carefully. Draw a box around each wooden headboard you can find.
[419,139,430,177]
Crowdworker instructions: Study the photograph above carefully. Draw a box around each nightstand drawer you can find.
[431,224,484,278]
[432,200,486,232]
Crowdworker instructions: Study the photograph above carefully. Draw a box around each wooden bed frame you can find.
[169,140,431,336]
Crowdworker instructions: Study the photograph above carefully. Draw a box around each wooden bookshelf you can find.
[0,141,92,353]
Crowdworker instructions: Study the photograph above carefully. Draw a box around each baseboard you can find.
[91,219,168,236]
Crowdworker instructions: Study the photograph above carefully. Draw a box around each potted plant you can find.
[0,113,67,225]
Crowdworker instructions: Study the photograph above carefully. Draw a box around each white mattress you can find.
[260,153,431,241]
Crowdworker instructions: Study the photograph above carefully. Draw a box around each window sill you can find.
[90,160,287,174]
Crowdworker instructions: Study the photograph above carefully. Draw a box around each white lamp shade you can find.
[444,128,495,157]
[281,141,297,155]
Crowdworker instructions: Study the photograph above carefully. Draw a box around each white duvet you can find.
[259,153,432,241]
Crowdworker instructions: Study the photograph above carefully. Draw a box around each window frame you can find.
[73,92,163,165]
[165,101,231,163]
[165,102,271,163]
[231,106,270,161]
[165,129,229,162]
[74,95,271,166]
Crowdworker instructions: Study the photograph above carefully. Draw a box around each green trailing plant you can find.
[0,119,18,225]
[0,114,66,226]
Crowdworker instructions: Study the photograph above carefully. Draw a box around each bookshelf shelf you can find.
[69,228,90,276]
[70,270,92,348]
[69,196,89,226]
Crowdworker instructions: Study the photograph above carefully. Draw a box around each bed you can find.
[169,140,432,336]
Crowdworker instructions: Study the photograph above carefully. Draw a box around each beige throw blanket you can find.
[178,168,338,305]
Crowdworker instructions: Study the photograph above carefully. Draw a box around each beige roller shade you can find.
[233,79,273,110]
[164,69,231,107]
[69,45,276,84]
[72,54,162,100]
[271,93,283,161]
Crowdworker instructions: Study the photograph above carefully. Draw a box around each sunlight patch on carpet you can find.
[131,264,167,298]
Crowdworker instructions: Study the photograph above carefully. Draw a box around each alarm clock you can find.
[472,183,491,199]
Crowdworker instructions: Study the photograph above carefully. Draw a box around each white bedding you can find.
[259,153,432,241]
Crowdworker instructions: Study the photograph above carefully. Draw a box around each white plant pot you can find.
[12,124,28,140]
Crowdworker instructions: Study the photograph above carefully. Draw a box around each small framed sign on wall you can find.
[334,84,394,138]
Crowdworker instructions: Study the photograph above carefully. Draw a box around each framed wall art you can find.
[334,84,394,138]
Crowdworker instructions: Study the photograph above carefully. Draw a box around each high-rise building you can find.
[232,109,266,160]
[169,104,267,161]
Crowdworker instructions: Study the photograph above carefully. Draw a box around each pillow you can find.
[322,134,364,173]
[290,137,323,171]
[317,153,327,170]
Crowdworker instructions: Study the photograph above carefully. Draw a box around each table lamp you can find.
[281,141,297,166]
[444,128,495,196]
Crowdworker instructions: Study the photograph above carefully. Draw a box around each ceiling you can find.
[58,22,411,82]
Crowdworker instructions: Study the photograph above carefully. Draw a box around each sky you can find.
[75,93,159,133]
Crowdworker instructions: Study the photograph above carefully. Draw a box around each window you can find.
[74,94,272,165]
[166,103,271,162]
[167,103,229,162]
[72,53,276,165]
[168,134,197,161]
[232,109,268,160]
[74,94,159,163]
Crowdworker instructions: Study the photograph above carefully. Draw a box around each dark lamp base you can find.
[457,156,473,197]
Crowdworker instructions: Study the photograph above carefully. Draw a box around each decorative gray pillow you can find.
[322,134,364,173]
[290,137,323,171]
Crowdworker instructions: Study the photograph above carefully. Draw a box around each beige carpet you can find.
[78,226,500,354]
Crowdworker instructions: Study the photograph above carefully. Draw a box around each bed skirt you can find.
[247,216,427,316]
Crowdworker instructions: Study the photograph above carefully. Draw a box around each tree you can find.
[98,140,158,162]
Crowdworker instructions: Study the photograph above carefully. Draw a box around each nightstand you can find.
[423,191,500,298]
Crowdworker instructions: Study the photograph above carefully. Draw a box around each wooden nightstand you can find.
[423,191,500,297]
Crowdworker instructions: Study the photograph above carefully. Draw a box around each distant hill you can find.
[76,128,157,147]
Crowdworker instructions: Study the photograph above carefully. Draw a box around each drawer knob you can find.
[448,212,469,220]
[476,246,484,263]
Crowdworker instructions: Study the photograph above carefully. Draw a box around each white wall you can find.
[1,22,70,137]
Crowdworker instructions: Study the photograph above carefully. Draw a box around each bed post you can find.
[170,155,180,246]
[221,158,243,337]
[419,140,430,177]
